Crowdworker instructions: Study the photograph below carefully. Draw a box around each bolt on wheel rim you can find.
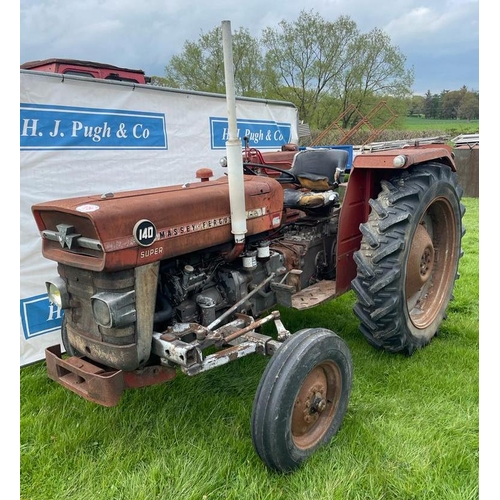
[405,197,458,329]
[291,361,341,449]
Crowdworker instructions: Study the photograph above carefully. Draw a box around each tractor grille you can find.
[60,264,136,348]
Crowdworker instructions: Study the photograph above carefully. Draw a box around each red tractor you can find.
[30,22,464,473]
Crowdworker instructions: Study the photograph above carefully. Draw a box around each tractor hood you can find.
[32,175,284,272]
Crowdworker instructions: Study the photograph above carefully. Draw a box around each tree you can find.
[163,26,264,95]
[441,89,463,119]
[261,11,413,128]
[407,95,426,116]
[161,12,418,127]
[441,86,479,120]
[261,11,358,124]
[422,86,479,120]
[458,91,479,120]
[336,28,413,127]
[424,90,440,119]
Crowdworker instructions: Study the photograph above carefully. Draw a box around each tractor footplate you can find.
[292,280,337,310]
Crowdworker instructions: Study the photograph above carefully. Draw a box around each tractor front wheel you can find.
[351,163,465,355]
[251,328,352,473]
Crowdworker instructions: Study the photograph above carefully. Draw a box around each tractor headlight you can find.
[91,290,136,328]
[219,156,228,168]
[393,155,407,168]
[46,278,70,309]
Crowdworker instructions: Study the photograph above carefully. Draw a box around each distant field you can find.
[309,116,479,145]
[403,116,479,135]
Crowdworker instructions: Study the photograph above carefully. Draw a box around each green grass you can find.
[403,117,479,135]
[20,199,479,500]
[309,117,479,145]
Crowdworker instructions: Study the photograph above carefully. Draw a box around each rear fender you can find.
[335,147,455,294]
[352,144,456,172]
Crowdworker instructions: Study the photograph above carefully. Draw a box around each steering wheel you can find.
[243,162,298,184]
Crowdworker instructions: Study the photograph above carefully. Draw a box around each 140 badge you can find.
[133,219,157,247]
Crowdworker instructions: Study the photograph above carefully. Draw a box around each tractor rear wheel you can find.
[251,328,352,472]
[351,163,465,355]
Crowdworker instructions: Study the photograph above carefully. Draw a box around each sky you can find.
[19,0,479,96]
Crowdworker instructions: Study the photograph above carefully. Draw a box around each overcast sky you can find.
[19,0,479,96]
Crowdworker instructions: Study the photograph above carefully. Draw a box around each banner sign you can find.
[20,103,168,150]
[210,117,292,149]
[20,70,298,366]
[20,295,63,340]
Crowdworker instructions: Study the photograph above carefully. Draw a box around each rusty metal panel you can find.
[454,146,479,198]
[45,344,177,406]
[353,146,455,171]
[32,175,285,271]
[45,345,125,407]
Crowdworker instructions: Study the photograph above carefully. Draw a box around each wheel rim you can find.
[405,197,458,329]
[291,361,341,450]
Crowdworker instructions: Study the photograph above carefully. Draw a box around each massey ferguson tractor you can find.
[31,22,464,473]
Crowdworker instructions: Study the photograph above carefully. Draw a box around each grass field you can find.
[403,117,479,135]
[20,198,479,500]
[309,116,479,146]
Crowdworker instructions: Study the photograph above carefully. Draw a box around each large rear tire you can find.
[351,163,465,355]
[251,328,352,472]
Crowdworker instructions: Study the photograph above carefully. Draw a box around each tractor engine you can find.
[154,215,337,330]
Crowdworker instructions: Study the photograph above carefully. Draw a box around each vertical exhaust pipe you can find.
[222,20,247,257]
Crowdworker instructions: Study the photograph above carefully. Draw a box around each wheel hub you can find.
[290,360,342,450]
[406,223,434,299]
[302,387,327,423]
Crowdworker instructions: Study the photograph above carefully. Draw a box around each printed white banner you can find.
[20,70,298,366]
